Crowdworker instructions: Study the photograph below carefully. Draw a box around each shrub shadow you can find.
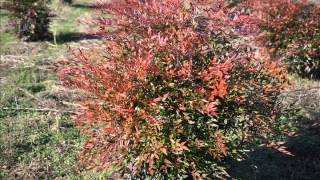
[227,109,320,180]
[54,32,102,44]
[71,4,97,9]
[71,3,110,10]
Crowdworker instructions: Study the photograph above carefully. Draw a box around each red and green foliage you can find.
[59,0,288,178]
[249,0,320,78]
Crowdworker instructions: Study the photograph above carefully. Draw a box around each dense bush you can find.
[3,0,52,41]
[60,0,288,178]
[249,0,320,78]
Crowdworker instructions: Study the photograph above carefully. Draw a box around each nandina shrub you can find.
[3,0,52,41]
[249,0,320,78]
[59,0,288,178]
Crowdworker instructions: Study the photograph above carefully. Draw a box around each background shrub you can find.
[59,0,288,178]
[2,0,52,41]
[249,0,320,78]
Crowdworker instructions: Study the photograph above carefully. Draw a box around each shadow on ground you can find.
[227,108,320,180]
[71,3,97,9]
[54,32,102,44]
[71,3,110,10]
